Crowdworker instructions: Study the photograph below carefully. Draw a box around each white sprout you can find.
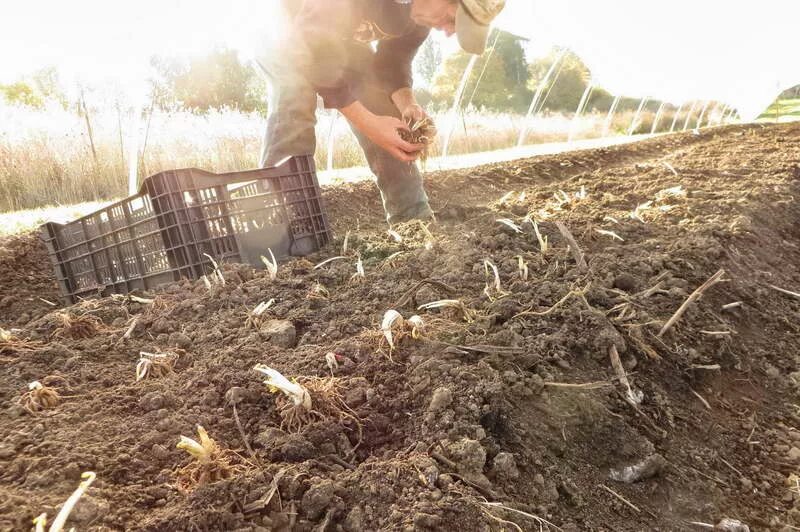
[384,251,404,262]
[351,255,365,281]
[203,253,225,285]
[135,352,172,382]
[313,256,347,269]
[177,425,216,462]
[496,218,523,234]
[202,275,212,290]
[483,259,503,295]
[655,185,685,200]
[575,185,587,200]
[47,472,97,532]
[408,315,425,339]
[517,256,529,281]
[253,364,312,409]
[595,229,625,242]
[342,230,351,255]
[252,299,275,317]
[260,248,278,280]
[325,352,339,374]
[630,201,653,222]
[526,217,549,255]
[417,299,475,322]
[603,215,620,224]
[498,191,515,205]
[387,229,403,242]
[382,310,404,349]
[554,190,571,207]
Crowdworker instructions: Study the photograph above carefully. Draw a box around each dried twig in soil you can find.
[394,279,457,308]
[544,381,613,390]
[480,501,563,531]
[599,484,640,513]
[609,345,642,406]
[657,269,725,337]
[768,284,800,300]
[514,284,591,318]
[555,221,588,271]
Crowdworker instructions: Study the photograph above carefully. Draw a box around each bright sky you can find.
[2,0,798,118]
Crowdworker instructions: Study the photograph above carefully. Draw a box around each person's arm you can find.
[374,25,430,114]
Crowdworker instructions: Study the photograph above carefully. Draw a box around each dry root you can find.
[0,328,42,355]
[175,454,240,493]
[175,426,244,492]
[398,116,437,162]
[51,312,104,340]
[276,377,362,443]
[19,380,61,413]
[136,352,178,381]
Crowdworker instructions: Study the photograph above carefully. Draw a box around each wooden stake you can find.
[657,269,725,337]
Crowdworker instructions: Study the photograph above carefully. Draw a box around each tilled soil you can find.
[2,122,800,531]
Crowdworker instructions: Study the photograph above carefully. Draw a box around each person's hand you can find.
[363,114,425,163]
[401,103,428,124]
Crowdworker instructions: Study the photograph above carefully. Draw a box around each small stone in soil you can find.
[428,387,453,413]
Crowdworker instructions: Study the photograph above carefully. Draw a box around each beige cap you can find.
[456,0,506,55]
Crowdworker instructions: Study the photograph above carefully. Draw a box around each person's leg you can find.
[346,61,433,225]
[255,57,318,168]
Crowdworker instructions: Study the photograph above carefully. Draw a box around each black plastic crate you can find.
[41,155,330,304]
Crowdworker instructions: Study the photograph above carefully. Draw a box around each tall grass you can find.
[0,101,718,213]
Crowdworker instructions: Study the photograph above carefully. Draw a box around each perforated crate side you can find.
[142,155,331,270]
[40,193,181,304]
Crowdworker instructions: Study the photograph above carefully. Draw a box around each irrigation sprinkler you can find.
[650,102,667,134]
[442,54,478,158]
[627,96,649,136]
[517,49,567,146]
[669,102,685,132]
[602,95,622,137]
[682,101,698,131]
[568,82,595,142]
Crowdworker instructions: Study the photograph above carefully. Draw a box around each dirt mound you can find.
[0,231,61,329]
[2,123,800,531]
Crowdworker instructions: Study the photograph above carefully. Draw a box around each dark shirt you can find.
[286,0,430,108]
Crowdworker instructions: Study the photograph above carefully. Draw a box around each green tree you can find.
[150,48,267,114]
[413,36,442,87]
[30,67,68,107]
[431,30,532,112]
[0,82,43,108]
[527,49,591,112]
